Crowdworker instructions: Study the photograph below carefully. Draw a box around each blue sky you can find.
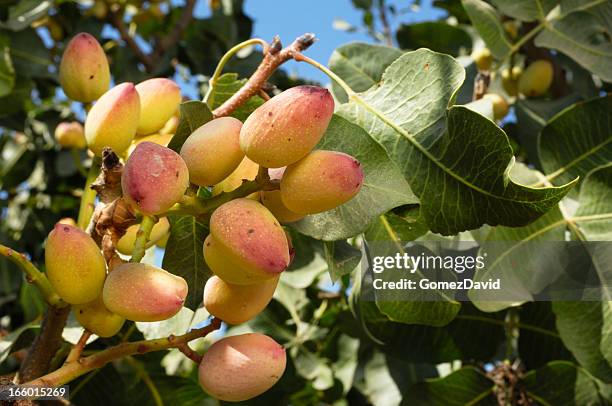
[193,0,446,83]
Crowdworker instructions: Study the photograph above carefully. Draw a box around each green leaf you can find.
[328,42,402,103]
[524,361,612,405]
[402,366,495,405]
[396,22,472,56]
[478,1,612,81]
[550,301,612,382]
[338,48,575,234]
[515,94,583,167]
[292,115,418,241]
[0,0,51,31]
[167,101,213,152]
[365,207,429,243]
[539,95,612,188]
[162,216,211,310]
[3,28,51,78]
[469,206,565,312]
[323,240,361,282]
[489,0,558,22]
[461,0,512,59]
[69,365,128,406]
[19,280,45,322]
[207,72,264,121]
[574,162,612,240]
[551,164,612,382]
[534,1,612,82]
[471,163,612,311]
[0,322,38,363]
[0,33,14,97]
[518,302,575,370]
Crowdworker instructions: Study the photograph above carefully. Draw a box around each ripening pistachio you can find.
[156,232,169,248]
[203,275,278,325]
[116,217,170,255]
[240,86,334,167]
[135,78,181,135]
[211,156,259,198]
[58,217,77,227]
[518,60,554,98]
[180,117,244,186]
[59,33,110,102]
[482,93,509,120]
[204,199,290,285]
[472,48,493,71]
[74,295,125,337]
[501,66,522,96]
[159,114,179,136]
[280,150,364,214]
[102,263,188,322]
[45,223,106,304]
[122,142,190,215]
[85,83,141,156]
[261,167,304,223]
[128,132,174,156]
[198,333,286,402]
[55,121,86,149]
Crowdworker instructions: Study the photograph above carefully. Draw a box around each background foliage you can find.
[0,0,611,405]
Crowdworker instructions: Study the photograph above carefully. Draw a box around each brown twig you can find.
[109,9,154,72]
[109,1,196,73]
[212,33,316,118]
[472,71,491,101]
[258,89,271,101]
[65,331,92,364]
[26,318,222,388]
[175,342,202,364]
[377,0,393,47]
[17,305,71,383]
[150,0,197,63]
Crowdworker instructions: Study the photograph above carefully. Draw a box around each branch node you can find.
[269,36,282,54]
[296,33,316,50]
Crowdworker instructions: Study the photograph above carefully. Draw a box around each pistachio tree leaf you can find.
[396,22,472,56]
[162,215,211,310]
[534,1,612,82]
[461,0,512,59]
[539,95,612,188]
[328,42,402,103]
[523,361,612,405]
[489,0,558,22]
[206,72,264,121]
[338,48,575,235]
[402,366,495,405]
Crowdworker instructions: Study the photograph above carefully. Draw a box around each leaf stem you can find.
[130,215,156,263]
[293,52,356,98]
[212,33,316,118]
[25,318,222,388]
[0,244,66,307]
[70,149,87,177]
[77,156,101,230]
[501,21,546,65]
[204,38,269,105]
[176,342,202,364]
[65,330,92,364]
[162,177,277,218]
